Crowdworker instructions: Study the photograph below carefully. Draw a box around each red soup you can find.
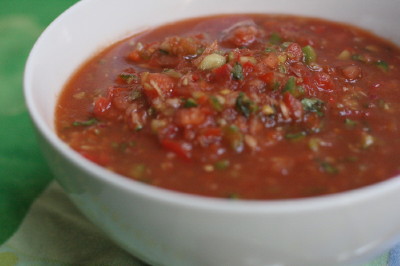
[56,14,400,199]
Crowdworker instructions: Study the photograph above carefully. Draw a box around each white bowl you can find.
[24,0,400,265]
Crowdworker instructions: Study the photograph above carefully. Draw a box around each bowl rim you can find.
[23,0,400,214]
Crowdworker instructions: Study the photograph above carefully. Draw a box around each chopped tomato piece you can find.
[175,108,207,126]
[259,72,275,84]
[223,24,260,47]
[127,50,141,62]
[315,72,334,91]
[141,73,176,100]
[93,97,111,118]
[283,92,303,120]
[286,43,303,62]
[213,64,232,82]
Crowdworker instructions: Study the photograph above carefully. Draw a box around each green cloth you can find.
[0,0,80,245]
[0,1,390,265]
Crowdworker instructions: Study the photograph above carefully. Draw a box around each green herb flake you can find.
[210,96,223,112]
[158,49,169,55]
[235,92,257,118]
[130,163,147,179]
[377,99,390,111]
[264,47,275,53]
[375,60,389,72]
[285,131,307,141]
[119,73,138,84]
[130,90,142,101]
[301,98,325,116]
[113,142,128,152]
[308,138,321,152]
[302,45,317,64]
[214,159,230,170]
[272,81,281,91]
[227,193,240,199]
[135,125,143,131]
[351,54,366,62]
[232,62,244,80]
[224,125,244,153]
[319,161,339,175]
[72,118,98,127]
[281,42,293,49]
[283,76,297,94]
[269,32,282,45]
[278,64,287,74]
[163,69,182,78]
[183,98,198,108]
[345,118,357,127]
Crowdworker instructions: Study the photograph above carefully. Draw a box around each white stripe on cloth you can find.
[0,181,145,265]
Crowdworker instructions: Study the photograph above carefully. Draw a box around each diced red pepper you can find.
[127,50,141,62]
[160,139,192,160]
[213,64,232,82]
[242,61,255,76]
[93,97,111,118]
[259,72,275,84]
[314,72,334,91]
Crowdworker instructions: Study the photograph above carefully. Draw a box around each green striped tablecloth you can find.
[0,1,391,265]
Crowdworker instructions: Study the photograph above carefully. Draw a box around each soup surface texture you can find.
[56,14,400,199]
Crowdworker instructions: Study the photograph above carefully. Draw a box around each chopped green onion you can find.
[281,42,292,49]
[158,49,169,55]
[308,138,321,152]
[285,131,307,141]
[345,118,357,127]
[337,50,351,60]
[272,81,281,91]
[301,98,325,116]
[224,125,244,153]
[264,47,275,53]
[119,73,138,84]
[235,92,257,118]
[130,163,147,179]
[209,96,223,112]
[130,90,142,101]
[375,60,389,72]
[199,53,226,70]
[163,69,182,78]
[232,62,244,80]
[227,193,240,199]
[269,32,282,44]
[278,64,287,74]
[319,161,339,174]
[72,118,98,127]
[377,99,390,111]
[214,159,230,170]
[283,76,297,94]
[302,45,317,64]
[351,54,366,62]
[183,98,198,108]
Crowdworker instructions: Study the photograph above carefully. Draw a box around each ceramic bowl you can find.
[24,0,400,265]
